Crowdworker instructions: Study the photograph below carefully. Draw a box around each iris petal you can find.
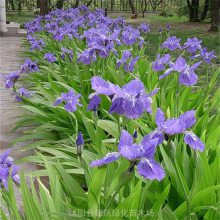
[137,158,165,181]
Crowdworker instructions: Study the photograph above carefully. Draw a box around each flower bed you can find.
[1,5,220,219]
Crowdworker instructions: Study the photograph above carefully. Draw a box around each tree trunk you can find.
[209,0,220,31]
[128,0,137,14]
[192,0,200,21]
[86,0,93,7]
[187,0,201,21]
[111,0,114,11]
[56,0,64,9]
[40,0,48,15]
[18,0,22,12]
[140,0,148,18]
[187,0,194,21]
[37,0,40,8]
[74,0,80,8]
[200,0,209,20]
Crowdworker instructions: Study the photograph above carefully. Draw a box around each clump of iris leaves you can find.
[1,5,220,220]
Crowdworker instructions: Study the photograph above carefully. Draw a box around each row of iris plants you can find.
[1,5,220,220]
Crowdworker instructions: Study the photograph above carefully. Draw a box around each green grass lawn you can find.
[145,30,219,59]
[6,11,37,25]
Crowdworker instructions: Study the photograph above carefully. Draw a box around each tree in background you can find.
[74,0,80,8]
[8,0,15,10]
[111,0,114,11]
[40,0,48,15]
[140,0,149,18]
[18,0,22,12]
[187,0,200,21]
[209,0,220,31]
[128,0,137,15]
[200,0,209,20]
[37,0,40,8]
[56,0,64,9]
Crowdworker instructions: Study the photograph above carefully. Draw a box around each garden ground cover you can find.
[1,6,220,220]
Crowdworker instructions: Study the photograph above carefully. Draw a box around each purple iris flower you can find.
[52,28,65,41]
[61,47,73,61]
[29,37,45,51]
[152,54,171,72]
[191,48,217,64]
[90,130,165,181]
[117,50,139,73]
[91,76,158,119]
[44,53,57,63]
[0,149,20,189]
[76,132,84,147]
[121,27,141,45]
[116,50,132,68]
[15,88,31,102]
[161,36,181,51]
[159,56,202,86]
[147,108,205,151]
[54,90,82,112]
[124,56,140,73]
[87,94,101,111]
[4,71,20,89]
[200,48,216,64]
[77,49,97,65]
[166,24,171,31]
[83,27,118,60]
[182,37,202,53]
[138,23,150,33]
[21,59,39,74]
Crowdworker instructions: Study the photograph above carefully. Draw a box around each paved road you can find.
[0,37,23,150]
[0,37,35,210]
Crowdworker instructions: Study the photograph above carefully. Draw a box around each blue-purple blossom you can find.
[61,47,73,61]
[133,130,138,139]
[166,24,171,31]
[54,89,82,112]
[44,53,57,63]
[21,59,39,73]
[124,56,140,73]
[116,50,132,68]
[82,27,119,61]
[159,56,202,86]
[77,49,97,65]
[87,94,101,111]
[200,48,216,64]
[121,26,141,45]
[191,48,217,64]
[117,50,139,73]
[152,54,171,72]
[15,88,31,102]
[138,23,150,33]
[91,76,158,119]
[4,71,20,89]
[27,35,45,51]
[90,130,165,181]
[182,37,202,53]
[161,36,181,51]
[76,132,84,147]
[146,108,205,151]
[0,149,20,189]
